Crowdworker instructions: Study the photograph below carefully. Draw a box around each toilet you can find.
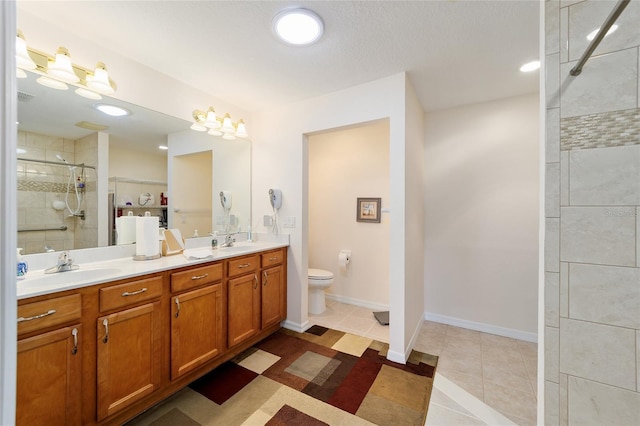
[308,268,334,314]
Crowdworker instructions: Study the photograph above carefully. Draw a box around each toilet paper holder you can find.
[339,250,351,265]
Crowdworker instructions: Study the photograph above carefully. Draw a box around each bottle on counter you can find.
[211,232,218,250]
[17,248,28,280]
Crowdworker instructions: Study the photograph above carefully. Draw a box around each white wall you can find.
[424,93,539,339]
[109,145,167,182]
[404,77,426,349]
[253,73,423,360]
[308,120,390,309]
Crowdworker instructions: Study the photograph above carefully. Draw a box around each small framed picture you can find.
[356,197,381,223]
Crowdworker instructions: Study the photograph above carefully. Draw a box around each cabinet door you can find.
[97,302,162,421]
[17,325,82,426]
[227,273,260,347]
[261,265,285,329]
[171,284,224,380]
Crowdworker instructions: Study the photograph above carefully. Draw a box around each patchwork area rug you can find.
[128,326,438,425]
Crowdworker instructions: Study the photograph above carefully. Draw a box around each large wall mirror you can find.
[17,70,251,254]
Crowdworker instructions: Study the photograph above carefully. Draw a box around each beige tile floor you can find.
[309,299,538,425]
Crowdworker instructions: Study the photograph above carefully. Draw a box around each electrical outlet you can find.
[282,216,296,228]
[263,215,273,227]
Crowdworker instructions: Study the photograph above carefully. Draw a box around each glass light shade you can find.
[87,62,115,95]
[221,114,235,133]
[36,75,69,90]
[235,120,248,138]
[17,68,27,79]
[191,122,207,131]
[16,32,37,70]
[222,132,236,140]
[208,128,223,136]
[75,87,102,100]
[273,9,324,46]
[47,47,79,83]
[203,108,220,128]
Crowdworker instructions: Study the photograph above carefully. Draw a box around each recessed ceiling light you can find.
[94,104,130,117]
[272,8,324,46]
[519,60,540,73]
[158,145,168,150]
[587,24,618,41]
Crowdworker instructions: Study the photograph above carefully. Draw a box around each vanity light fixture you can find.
[519,60,540,72]
[191,108,248,139]
[272,8,324,46]
[16,30,117,99]
[94,104,130,117]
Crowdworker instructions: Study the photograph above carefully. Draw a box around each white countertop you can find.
[18,235,289,300]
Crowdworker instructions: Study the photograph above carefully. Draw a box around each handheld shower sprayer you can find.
[57,154,84,217]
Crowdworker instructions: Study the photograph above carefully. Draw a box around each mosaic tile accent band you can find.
[17,180,96,193]
[560,108,640,151]
[127,327,438,426]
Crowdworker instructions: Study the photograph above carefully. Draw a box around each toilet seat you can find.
[308,268,333,280]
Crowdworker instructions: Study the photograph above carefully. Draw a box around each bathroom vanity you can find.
[16,241,287,425]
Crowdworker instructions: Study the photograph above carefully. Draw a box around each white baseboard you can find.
[387,317,424,364]
[325,293,389,312]
[282,319,310,333]
[424,312,538,343]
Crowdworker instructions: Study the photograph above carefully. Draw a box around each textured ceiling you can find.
[17,0,540,113]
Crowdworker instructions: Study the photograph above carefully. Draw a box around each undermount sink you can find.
[20,267,122,290]
[219,245,252,253]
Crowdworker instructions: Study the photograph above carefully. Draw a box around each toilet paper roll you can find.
[136,216,160,257]
[115,213,136,245]
[338,252,351,271]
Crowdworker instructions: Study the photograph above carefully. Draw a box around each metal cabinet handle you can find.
[238,263,251,269]
[71,328,78,355]
[122,287,147,297]
[263,271,268,286]
[268,257,278,261]
[191,273,209,280]
[102,319,109,344]
[175,298,180,318]
[17,309,56,323]
[253,274,258,289]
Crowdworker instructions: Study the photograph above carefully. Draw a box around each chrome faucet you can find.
[220,234,235,248]
[44,251,79,274]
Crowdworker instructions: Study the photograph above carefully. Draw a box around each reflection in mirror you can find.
[17,70,251,254]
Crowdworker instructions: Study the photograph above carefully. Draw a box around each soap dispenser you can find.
[17,248,28,280]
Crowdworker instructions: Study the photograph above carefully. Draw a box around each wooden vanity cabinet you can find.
[227,255,260,347]
[260,249,286,329]
[17,246,287,425]
[16,294,82,426]
[96,276,163,421]
[170,263,225,380]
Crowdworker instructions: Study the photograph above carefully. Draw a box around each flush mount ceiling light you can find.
[94,104,130,117]
[272,8,324,46]
[586,24,618,41]
[191,107,248,139]
[519,60,540,72]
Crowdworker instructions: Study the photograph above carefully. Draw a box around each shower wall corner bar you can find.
[569,0,630,77]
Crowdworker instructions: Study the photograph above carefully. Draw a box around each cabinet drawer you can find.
[227,255,259,278]
[100,275,163,312]
[261,249,284,268]
[171,262,222,293]
[18,294,81,336]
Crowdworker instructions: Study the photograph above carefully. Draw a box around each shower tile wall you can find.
[17,130,98,254]
[545,1,640,425]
